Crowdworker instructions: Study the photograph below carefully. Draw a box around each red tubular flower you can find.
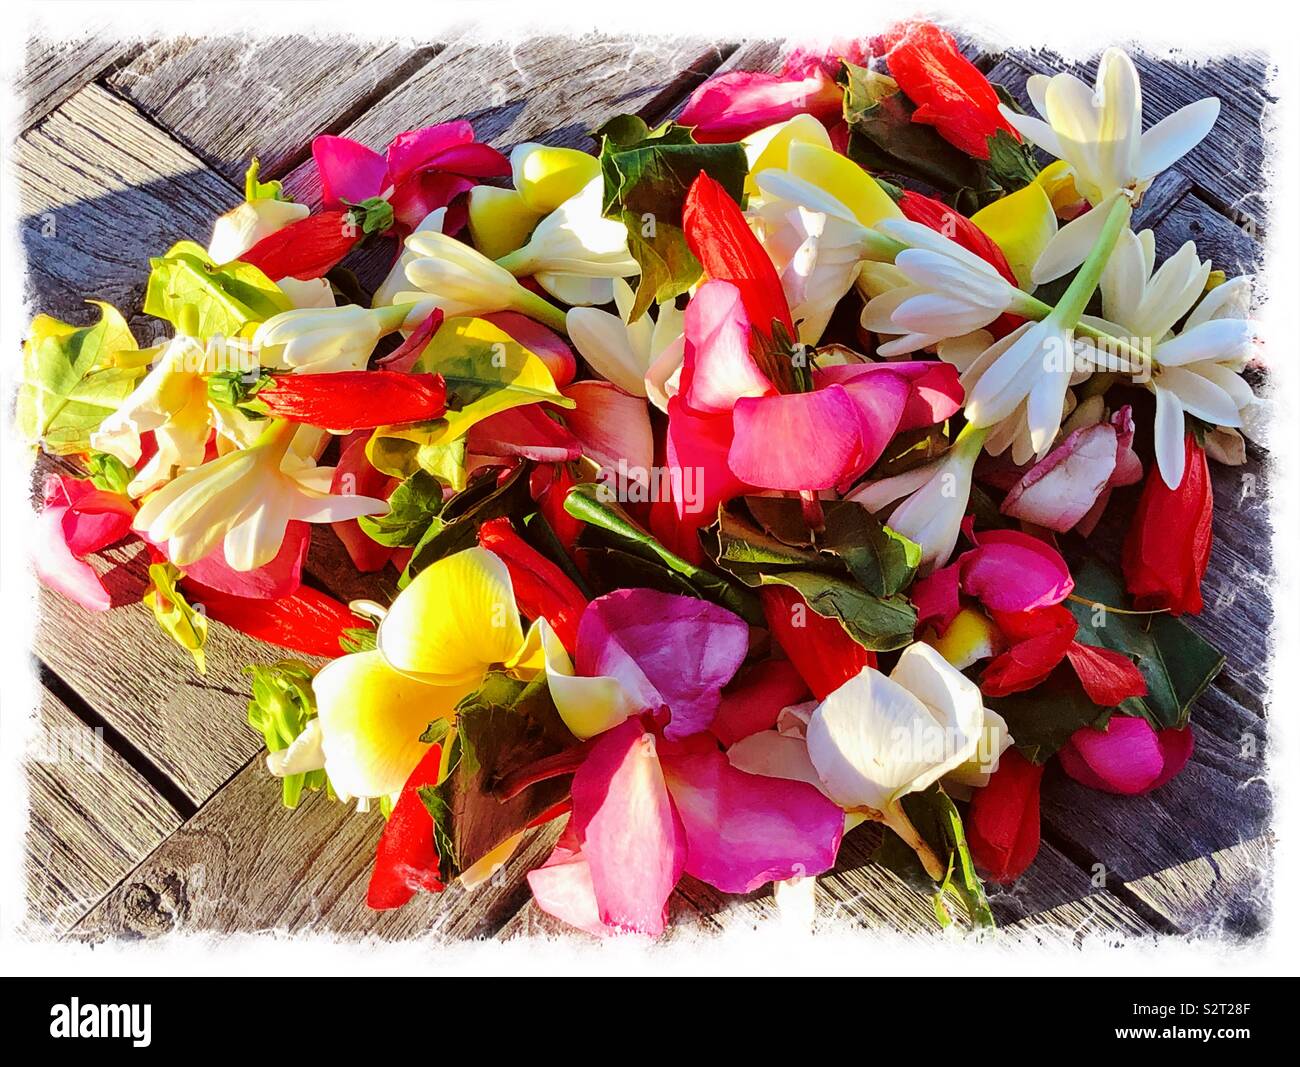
[967,748,1043,883]
[240,209,362,280]
[882,21,1021,159]
[530,463,585,555]
[367,742,445,909]
[683,172,794,341]
[180,579,364,658]
[477,517,587,652]
[255,371,447,431]
[760,585,874,701]
[1123,432,1213,615]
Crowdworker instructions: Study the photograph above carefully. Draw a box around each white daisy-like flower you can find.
[566,278,684,409]
[999,48,1220,284]
[1083,227,1257,486]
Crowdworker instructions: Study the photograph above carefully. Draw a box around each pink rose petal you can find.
[659,735,844,893]
[561,381,654,485]
[960,530,1074,613]
[570,718,686,936]
[526,820,611,938]
[1058,716,1167,795]
[665,397,752,523]
[384,122,474,186]
[911,561,963,634]
[729,385,862,490]
[32,505,113,612]
[1001,421,1119,532]
[816,360,963,432]
[576,589,750,739]
[312,134,389,208]
[679,281,774,416]
[680,69,841,142]
[468,405,583,463]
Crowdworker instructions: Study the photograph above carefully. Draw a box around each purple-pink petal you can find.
[1001,421,1119,532]
[1058,716,1170,795]
[816,360,963,432]
[384,121,474,186]
[570,718,686,936]
[729,386,862,491]
[961,529,1074,614]
[659,735,844,893]
[526,820,612,938]
[679,69,841,142]
[576,589,750,739]
[679,280,774,416]
[911,561,963,634]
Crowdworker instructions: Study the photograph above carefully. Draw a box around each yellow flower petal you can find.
[743,114,832,196]
[926,607,1001,670]
[539,619,636,740]
[468,186,544,261]
[506,618,547,679]
[511,143,601,214]
[787,142,903,228]
[379,547,525,684]
[459,830,525,888]
[313,649,473,800]
[1034,160,1086,218]
[971,182,1059,289]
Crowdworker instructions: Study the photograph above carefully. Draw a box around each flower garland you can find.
[22,22,1259,936]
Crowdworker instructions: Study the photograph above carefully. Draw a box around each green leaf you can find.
[596,115,747,320]
[873,786,995,929]
[358,469,445,548]
[17,302,146,454]
[1067,559,1225,730]
[419,673,575,876]
[756,570,916,652]
[244,659,327,808]
[244,157,288,202]
[564,482,763,624]
[986,665,1113,763]
[400,462,534,586]
[819,502,920,597]
[143,240,291,338]
[144,562,209,674]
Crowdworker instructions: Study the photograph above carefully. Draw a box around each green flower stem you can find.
[372,302,418,333]
[880,802,947,882]
[253,417,298,457]
[1048,194,1133,328]
[952,420,992,456]
[513,289,570,334]
[860,228,910,263]
[494,247,536,276]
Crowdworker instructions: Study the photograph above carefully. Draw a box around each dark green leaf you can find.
[85,451,133,494]
[757,570,916,652]
[1067,559,1224,730]
[819,502,920,597]
[358,469,445,548]
[986,664,1113,763]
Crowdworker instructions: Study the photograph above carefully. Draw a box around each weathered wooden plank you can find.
[72,758,563,940]
[989,49,1272,221]
[107,37,437,184]
[20,35,142,131]
[16,82,237,330]
[1125,835,1271,937]
[1152,190,1263,275]
[281,35,731,206]
[24,688,182,935]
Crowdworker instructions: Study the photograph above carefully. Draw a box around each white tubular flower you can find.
[860,219,1026,356]
[206,197,308,264]
[566,278,684,405]
[998,48,1219,284]
[91,335,215,498]
[395,231,568,332]
[277,277,336,309]
[253,304,405,374]
[498,178,638,279]
[806,643,988,812]
[1086,228,1257,487]
[848,424,985,569]
[133,420,387,571]
[535,273,615,307]
[373,208,447,309]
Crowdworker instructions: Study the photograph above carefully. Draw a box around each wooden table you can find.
[17,31,1273,945]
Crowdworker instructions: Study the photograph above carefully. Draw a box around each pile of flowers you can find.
[22,23,1259,936]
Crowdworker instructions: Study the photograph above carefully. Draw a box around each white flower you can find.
[91,335,216,497]
[206,197,308,264]
[133,421,387,570]
[566,278,684,407]
[1085,228,1257,486]
[806,644,990,812]
[373,208,447,309]
[999,49,1219,284]
[860,219,1026,355]
[253,304,403,373]
[393,231,567,332]
[848,424,984,569]
[502,178,638,280]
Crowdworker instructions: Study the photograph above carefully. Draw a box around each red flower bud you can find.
[1122,432,1213,615]
[180,578,364,658]
[240,209,363,280]
[367,742,445,909]
[968,748,1043,883]
[759,585,874,701]
[477,517,587,652]
[882,22,1021,160]
[256,371,446,431]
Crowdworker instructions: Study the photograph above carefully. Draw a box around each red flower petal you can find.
[968,748,1043,883]
[239,210,362,281]
[367,742,445,909]
[1065,641,1148,706]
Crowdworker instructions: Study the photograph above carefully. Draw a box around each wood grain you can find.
[20,35,142,132]
[107,37,437,184]
[24,688,181,935]
[1125,835,1271,937]
[16,82,238,330]
[73,758,563,940]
